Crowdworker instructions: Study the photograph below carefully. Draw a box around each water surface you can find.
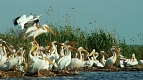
[6,71,143,80]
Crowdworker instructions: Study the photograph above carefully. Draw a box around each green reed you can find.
[1,23,143,60]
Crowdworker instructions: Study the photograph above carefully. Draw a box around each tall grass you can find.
[1,23,143,60]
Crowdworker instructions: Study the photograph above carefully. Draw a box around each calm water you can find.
[5,71,143,80]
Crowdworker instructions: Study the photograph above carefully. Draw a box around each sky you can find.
[0,0,143,45]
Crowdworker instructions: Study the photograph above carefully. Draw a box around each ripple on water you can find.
[5,71,143,80]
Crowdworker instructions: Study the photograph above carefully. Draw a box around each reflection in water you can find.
[6,71,143,80]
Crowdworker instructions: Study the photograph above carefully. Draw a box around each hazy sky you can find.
[0,0,143,45]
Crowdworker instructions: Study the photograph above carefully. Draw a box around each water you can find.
[5,71,143,80]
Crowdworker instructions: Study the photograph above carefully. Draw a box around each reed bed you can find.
[0,23,143,60]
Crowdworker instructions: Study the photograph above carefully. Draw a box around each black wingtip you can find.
[13,16,21,26]
[32,19,39,24]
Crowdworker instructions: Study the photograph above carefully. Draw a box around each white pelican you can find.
[26,24,56,41]
[105,46,119,69]
[68,47,88,74]
[0,40,10,67]
[23,23,41,38]
[100,51,109,67]
[28,41,54,75]
[59,43,65,57]
[29,53,48,76]
[13,14,42,29]
[125,53,138,67]
[57,41,74,73]
[82,54,91,68]
[85,49,103,68]
[138,60,143,66]
[119,54,126,68]
[8,50,25,70]
[47,41,59,70]
[85,49,96,67]
[92,52,104,68]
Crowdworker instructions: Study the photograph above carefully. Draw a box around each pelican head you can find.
[43,24,56,36]
[88,49,96,57]
[131,53,136,59]
[78,47,88,53]
[100,51,109,57]
[110,46,116,52]
[94,52,99,56]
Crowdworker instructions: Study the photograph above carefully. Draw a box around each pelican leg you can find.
[14,68,17,72]
[23,33,26,39]
[65,67,69,74]
[38,70,42,76]
[74,68,78,74]
[0,70,2,75]
[109,64,113,70]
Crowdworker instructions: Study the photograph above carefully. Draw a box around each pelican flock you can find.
[0,13,141,77]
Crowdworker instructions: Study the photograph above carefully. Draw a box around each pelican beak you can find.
[88,51,95,57]
[54,42,62,46]
[115,49,119,53]
[45,26,56,36]
[81,49,89,54]
[35,23,41,28]
[0,44,2,50]
[102,52,109,57]
[44,57,54,66]
[66,41,77,46]
[69,47,77,51]
[3,42,12,52]
[94,52,99,56]
[31,44,37,52]
[61,45,64,48]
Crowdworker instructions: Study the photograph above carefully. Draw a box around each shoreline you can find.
[1,66,143,78]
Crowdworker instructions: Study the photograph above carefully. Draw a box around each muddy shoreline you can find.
[0,66,143,78]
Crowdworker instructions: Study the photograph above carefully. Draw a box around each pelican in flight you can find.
[13,14,42,30]
[26,24,56,41]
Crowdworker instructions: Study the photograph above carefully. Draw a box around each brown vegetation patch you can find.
[1,66,143,78]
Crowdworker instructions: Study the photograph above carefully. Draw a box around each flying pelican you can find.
[26,24,56,41]
[13,14,42,30]
[105,46,119,69]
[68,47,88,74]
[23,23,41,39]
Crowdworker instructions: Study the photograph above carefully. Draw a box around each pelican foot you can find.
[74,69,78,74]
[65,70,70,74]
[0,71,2,75]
